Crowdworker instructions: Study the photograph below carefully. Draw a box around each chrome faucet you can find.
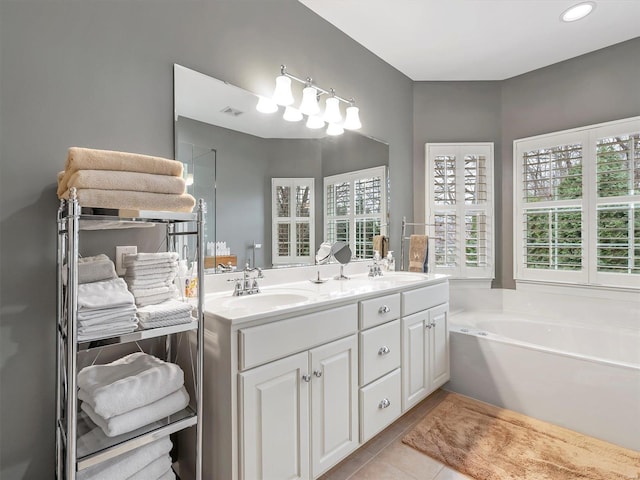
[368,258,383,277]
[229,263,264,296]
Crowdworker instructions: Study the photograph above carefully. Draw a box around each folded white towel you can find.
[78,352,185,419]
[124,266,178,278]
[78,278,135,311]
[157,469,176,480]
[134,287,179,307]
[124,252,179,266]
[139,315,194,330]
[81,386,190,437]
[78,318,137,334]
[137,300,192,321]
[126,454,172,480]
[78,305,137,326]
[129,285,175,299]
[126,261,177,273]
[62,254,118,285]
[77,324,139,342]
[76,435,172,480]
[124,278,173,290]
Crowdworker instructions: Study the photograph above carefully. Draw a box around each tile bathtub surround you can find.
[319,389,471,480]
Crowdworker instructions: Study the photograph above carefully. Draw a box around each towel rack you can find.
[399,216,438,271]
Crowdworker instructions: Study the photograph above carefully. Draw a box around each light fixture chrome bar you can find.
[279,65,356,106]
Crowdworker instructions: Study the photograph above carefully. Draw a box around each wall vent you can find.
[220,106,244,117]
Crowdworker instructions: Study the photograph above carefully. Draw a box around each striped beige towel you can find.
[60,188,195,213]
[57,147,183,197]
[65,170,186,195]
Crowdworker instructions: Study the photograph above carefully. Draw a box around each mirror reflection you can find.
[174,64,389,272]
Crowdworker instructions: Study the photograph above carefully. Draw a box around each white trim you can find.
[515,280,640,303]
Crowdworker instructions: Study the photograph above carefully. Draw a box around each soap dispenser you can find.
[386,251,395,271]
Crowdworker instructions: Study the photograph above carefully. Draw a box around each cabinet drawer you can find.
[359,320,400,386]
[239,304,358,371]
[359,368,401,443]
[359,293,401,329]
[402,283,448,316]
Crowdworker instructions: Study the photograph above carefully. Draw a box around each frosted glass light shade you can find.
[326,123,344,136]
[299,86,320,115]
[283,106,303,122]
[306,115,325,129]
[343,105,362,130]
[272,75,294,106]
[256,96,278,114]
[324,96,342,123]
[561,2,595,21]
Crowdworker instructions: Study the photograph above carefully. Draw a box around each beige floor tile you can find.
[376,439,445,479]
[434,466,474,480]
[318,447,375,480]
[349,458,417,480]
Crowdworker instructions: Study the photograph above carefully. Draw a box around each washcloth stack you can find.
[77,435,176,480]
[77,277,138,341]
[78,352,189,438]
[56,147,196,213]
[123,252,182,309]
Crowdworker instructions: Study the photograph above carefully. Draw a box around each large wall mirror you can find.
[173,64,389,272]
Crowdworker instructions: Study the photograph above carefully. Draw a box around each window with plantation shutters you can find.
[324,166,387,260]
[514,117,640,288]
[426,143,494,279]
[272,178,314,266]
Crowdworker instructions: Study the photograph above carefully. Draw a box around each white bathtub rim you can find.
[449,320,640,372]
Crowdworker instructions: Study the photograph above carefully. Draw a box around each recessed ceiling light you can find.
[561,1,596,22]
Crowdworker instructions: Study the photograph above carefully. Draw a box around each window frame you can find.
[324,166,388,261]
[513,116,640,289]
[425,142,495,280]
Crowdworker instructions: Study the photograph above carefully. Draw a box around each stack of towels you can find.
[56,147,196,213]
[78,352,189,438]
[77,435,175,480]
[77,271,138,341]
[124,252,179,306]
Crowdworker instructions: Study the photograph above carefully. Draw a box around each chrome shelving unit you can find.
[55,190,205,480]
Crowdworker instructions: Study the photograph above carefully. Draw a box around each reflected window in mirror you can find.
[272,178,315,266]
[324,166,387,260]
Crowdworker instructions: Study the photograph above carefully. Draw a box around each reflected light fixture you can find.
[283,106,303,122]
[561,1,595,22]
[256,96,278,114]
[256,64,361,136]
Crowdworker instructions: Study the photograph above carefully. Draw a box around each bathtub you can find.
[447,311,640,451]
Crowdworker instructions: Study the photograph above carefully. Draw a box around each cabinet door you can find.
[239,351,310,480]
[310,335,358,478]
[401,311,428,411]
[428,303,450,391]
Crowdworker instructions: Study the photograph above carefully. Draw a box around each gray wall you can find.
[412,37,640,288]
[0,1,413,478]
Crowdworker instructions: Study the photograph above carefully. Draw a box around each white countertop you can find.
[203,271,448,325]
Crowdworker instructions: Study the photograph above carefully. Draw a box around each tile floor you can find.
[318,389,471,480]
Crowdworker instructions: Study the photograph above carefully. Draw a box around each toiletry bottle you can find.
[386,251,395,271]
[185,261,198,298]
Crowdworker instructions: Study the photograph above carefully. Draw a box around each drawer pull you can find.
[313,370,323,378]
[378,305,391,314]
[425,322,432,329]
[378,346,391,356]
[302,374,311,382]
[429,321,436,328]
[378,398,391,409]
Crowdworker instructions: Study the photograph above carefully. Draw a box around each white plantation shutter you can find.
[272,178,314,265]
[514,117,640,288]
[324,166,387,260]
[426,143,494,279]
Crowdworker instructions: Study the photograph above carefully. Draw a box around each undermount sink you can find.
[209,292,312,311]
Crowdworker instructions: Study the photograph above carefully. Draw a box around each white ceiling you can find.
[298,0,640,81]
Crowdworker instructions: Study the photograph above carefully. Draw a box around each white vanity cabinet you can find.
[238,304,359,480]
[200,275,449,480]
[401,283,450,411]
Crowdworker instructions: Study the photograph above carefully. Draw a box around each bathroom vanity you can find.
[189,270,449,480]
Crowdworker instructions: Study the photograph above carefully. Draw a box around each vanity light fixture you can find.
[560,1,595,22]
[256,96,278,114]
[258,64,362,135]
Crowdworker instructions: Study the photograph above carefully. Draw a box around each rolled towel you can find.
[66,170,186,195]
[76,435,172,480]
[57,147,183,197]
[62,254,118,285]
[78,278,135,311]
[60,188,196,214]
[137,300,192,321]
[408,234,428,273]
[81,386,190,437]
[126,454,172,480]
[78,352,184,419]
